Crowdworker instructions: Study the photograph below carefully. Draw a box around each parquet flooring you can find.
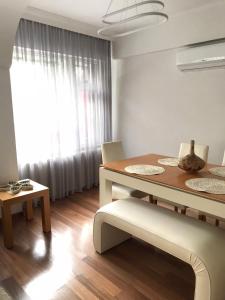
[0,189,197,299]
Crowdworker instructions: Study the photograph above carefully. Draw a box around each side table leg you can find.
[25,200,34,221]
[1,204,13,248]
[40,191,51,233]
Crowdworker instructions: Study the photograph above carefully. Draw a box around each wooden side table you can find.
[0,180,51,248]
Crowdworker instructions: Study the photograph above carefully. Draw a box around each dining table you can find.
[99,153,225,219]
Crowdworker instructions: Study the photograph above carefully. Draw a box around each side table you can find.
[0,180,51,248]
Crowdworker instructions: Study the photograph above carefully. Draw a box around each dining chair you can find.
[101,141,149,200]
[198,151,225,226]
[157,142,209,215]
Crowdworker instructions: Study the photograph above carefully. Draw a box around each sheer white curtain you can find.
[10,19,111,200]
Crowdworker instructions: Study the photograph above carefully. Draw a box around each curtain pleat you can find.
[10,19,111,200]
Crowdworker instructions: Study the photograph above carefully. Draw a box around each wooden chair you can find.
[157,142,209,215]
[101,141,149,200]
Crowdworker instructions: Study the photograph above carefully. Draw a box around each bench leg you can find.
[93,221,131,254]
[190,255,210,300]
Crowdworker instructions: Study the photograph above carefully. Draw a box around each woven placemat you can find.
[125,164,165,175]
[209,167,225,178]
[158,157,179,167]
[185,178,225,194]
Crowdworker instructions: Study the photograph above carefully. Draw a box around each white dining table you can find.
[100,154,225,219]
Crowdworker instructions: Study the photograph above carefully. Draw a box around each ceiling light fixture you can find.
[98,0,168,38]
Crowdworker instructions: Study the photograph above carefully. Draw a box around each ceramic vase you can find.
[178,140,205,173]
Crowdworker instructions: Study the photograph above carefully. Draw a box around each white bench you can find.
[93,198,225,300]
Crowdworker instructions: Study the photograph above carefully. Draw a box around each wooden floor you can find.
[0,189,198,300]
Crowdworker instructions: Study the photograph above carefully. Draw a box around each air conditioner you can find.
[176,42,225,71]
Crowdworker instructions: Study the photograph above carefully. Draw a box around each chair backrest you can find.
[101,141,125,164]
[178,142,209,162]
[222,151,225,166]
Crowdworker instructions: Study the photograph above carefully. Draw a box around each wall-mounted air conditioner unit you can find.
[176,42,225,71]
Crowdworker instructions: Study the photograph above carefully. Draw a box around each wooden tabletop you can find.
[103,153,225,204]
[0,180,48,203]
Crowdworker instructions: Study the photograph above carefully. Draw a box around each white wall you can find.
[0,68,18,183]
[23,7,108,40]
[111,58,122,140]
[114,49,225,163]
[113,2,225,59]
[112,1,225,164]
[0,0,32,185]
[0,0,28,67]
[0,0,31,216]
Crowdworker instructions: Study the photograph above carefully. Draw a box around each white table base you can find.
[100,167,225,219]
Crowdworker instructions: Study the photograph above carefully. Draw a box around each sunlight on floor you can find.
[80,223,92,247]
[26,230,74,300]
[33,239,47,258]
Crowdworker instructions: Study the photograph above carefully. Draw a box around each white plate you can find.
[209,167,225,178]
[125,164,165,175]
[185,178,225,194]
[158,157,179,167]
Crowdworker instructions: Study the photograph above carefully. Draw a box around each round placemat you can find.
[158,157,179,167]
[125,164,165,175]
[209,167,225,178]
[185,178,225,194]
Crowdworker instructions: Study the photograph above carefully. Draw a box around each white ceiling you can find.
[29,0,224,27]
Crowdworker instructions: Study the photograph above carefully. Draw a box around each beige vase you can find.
[178,140,205,173]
